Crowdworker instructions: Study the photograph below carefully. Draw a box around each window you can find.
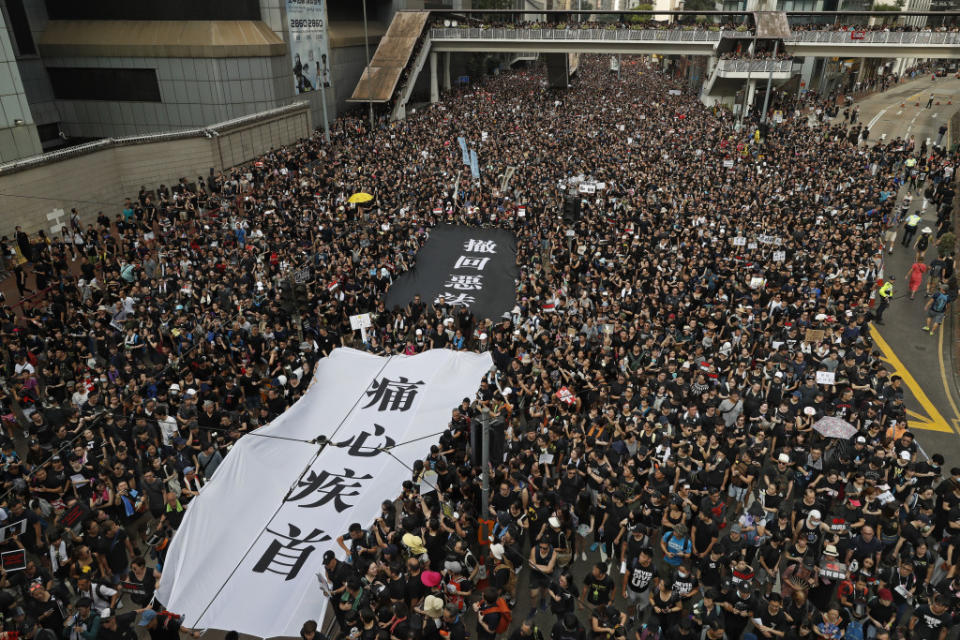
[44,0,260,21]
[6,0,36,55]
[47,67,162,102]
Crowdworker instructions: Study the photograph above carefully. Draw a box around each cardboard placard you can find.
[0,519,27,542]
[556,387,576,405]
[1,549,26,572]
[815,370,836,385]
[805,329,825,343]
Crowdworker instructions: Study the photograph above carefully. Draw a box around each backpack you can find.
[844,618,864,640]
[481,598,512,634]
[932,293,950,312]
[494,557,518,596]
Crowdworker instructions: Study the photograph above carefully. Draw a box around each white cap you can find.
[856,435,866,443]
[489,543,505,560]
[502,387,512,396]
[169,383,181,392]
[549,516,561,528]
[778,453,791,464]
[277,375,287,386]
[807,509,821,525]
[415,328,423,336]
[185,388,197,396]
[479,333,488,340]
[900,450,912,460]
[774,371,783,378]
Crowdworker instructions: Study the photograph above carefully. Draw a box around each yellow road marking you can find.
[937,322,960,437]
[870,326,954,432]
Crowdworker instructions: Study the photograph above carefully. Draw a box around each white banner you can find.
[157,348,492,638]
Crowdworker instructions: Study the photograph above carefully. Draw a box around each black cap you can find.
[77,597,93,608]
[322,550,336,564]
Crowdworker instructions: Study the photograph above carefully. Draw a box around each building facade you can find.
[0,0,392,162]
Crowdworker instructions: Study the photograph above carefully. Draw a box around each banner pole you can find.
[480,407,490,517]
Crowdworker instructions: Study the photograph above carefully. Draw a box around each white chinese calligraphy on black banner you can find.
[384,225,518,321]
[157,348,492,638]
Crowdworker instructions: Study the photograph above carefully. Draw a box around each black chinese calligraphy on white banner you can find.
[384,225,518,321]
[156,348,492,638]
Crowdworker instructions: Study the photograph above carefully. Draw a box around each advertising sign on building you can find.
[288,0,332,95]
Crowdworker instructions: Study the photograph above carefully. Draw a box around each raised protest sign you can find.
[385,225,518,322]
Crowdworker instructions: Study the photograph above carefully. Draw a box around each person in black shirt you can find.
[908,593,951,640]
[551,613,586,640]
[691,508,719,563]
[324,551,357,627]
[26,583,66,632]
[699,548,725,590]
[547,570,580,617]
[621,548,657,621]
[690,588,725,635]
[590,603,626,640]
[720,582,755,640]
[582,562,615,607]
[866,589,896,637]
[755,594,789,639]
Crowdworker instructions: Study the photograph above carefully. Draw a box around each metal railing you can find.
[430,27,746,42]
[0,101,310,176]
[428,26,960,47]
[786,30,960,45]
[716,59,795,73]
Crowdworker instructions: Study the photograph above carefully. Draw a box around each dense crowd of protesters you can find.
[0,54,959,640]
[436,18,960,33]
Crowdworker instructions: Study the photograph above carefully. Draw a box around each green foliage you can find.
[472,0,515,8]
[683,0,718,10]
[628,2,653,22]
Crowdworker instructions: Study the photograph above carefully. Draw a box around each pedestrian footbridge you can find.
[428,26,960,59]
[351,10,960,120]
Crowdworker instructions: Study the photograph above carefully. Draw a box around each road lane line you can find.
[937,323,960,437]
[867,106,890,130]
[870,326,954,433]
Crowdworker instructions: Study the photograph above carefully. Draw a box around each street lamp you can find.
[362,0,374,133]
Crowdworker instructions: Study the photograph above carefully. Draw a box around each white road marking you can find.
[932,113,938,119]
[867,106,890,130]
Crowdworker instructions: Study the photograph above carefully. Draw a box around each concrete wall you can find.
[43,54,293,139]
[0,102,310,239]
[331,44,371,116]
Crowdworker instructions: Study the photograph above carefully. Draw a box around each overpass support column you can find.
[443,52,451,91]
[430,51,439,103]
[544,53,569,89]
[746,79,757,111]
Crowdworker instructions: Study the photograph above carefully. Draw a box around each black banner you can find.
[385,225,517,322]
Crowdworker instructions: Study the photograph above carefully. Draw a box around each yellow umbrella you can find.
[348,192,374,204]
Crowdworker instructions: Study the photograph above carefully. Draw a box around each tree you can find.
[472,0,515,9]
[683,0,718,10]
[679,0,717,24]
[629,2,654,23]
